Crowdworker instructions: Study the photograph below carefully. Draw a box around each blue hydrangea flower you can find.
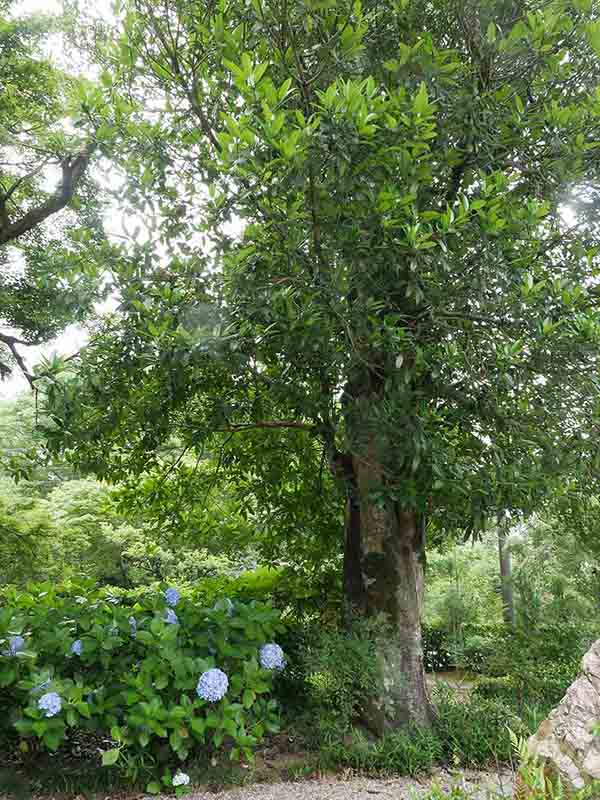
[129,616,137,636]
[164,608,178,625]
[3,635,25,657]
[259,643,286,671]
[172,772,190,787]
[70,639,83,656]
[164,587,180,607]
[38,692,62,717]
[196,668,228,702]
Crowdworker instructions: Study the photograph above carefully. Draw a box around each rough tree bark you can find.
[337,433,433,733]
[0,143,96,247]
[335,451,367,623]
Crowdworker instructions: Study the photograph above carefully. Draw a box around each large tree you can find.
[45,0,600,730]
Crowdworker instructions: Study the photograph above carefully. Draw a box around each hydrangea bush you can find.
[0,582,284,790]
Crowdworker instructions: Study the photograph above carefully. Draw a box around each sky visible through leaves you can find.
[2,0,118,399]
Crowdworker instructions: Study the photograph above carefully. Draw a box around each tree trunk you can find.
[498,521,515,626]
[341,443,433,733]
[339,452,367,624]
[343,493,367,623]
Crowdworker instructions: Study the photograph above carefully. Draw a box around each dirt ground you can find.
[185,767,514,800]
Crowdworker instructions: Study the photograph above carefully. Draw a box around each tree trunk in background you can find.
[341,442,433,733]
[333,450,367,623]
[498,522,515,626]
[343,489,367,623]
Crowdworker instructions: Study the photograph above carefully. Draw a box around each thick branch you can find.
[0,158,51,207]
[0,332,34,386]
[0,332,82,385]
[216,420,316,433]
[0,143,96,247]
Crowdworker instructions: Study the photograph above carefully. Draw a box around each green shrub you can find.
[0,581,285,790]
[476,621,588,711]
[433,687,525,765]
[515,659,579,709]
[472,675,515,702]
[422,625,453,672]
[474,661,578,712]
[320,725,443,776]
[422,622,504,675]
[456,626,503,673]
[285,619,382,731]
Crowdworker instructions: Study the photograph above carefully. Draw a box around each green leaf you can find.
[254,62,268,84]
[146,782,162,794]
[75,702,91,718]
[111,725,122,742]
[44,733,61,751]
[412,82,430,115]
[223,59,245,81]
[278,77,293,101]
[242,689,256,708]
[587,21,600,57]
[101,748,121,767]
[205,713,219,729]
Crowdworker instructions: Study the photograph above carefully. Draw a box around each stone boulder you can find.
[527,639,600,793]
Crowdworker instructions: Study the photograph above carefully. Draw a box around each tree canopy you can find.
[39,0,600,729]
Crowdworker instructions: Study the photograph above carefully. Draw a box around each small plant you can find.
[319,725,443,776]
[293,617,383,730]
[511,731,600,800]
[418,787,472,800]
[433,686,525,766]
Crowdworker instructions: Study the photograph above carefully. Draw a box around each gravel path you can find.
[185,769,514,800]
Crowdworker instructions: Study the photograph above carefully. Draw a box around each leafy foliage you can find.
[432,687,525,766]
[279,619,382,739]
[319,725,443,777]
[0,1,113,382]
[36,0,600,724]
[46,0,600,529]
[0,582,284,787]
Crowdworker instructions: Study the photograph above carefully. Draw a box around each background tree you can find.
[0,0,115,383]
[0,395,262,587]
[497,516,515,626]
[44,0,600,730]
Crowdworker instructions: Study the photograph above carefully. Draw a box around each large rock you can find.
[527,639,600,793]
